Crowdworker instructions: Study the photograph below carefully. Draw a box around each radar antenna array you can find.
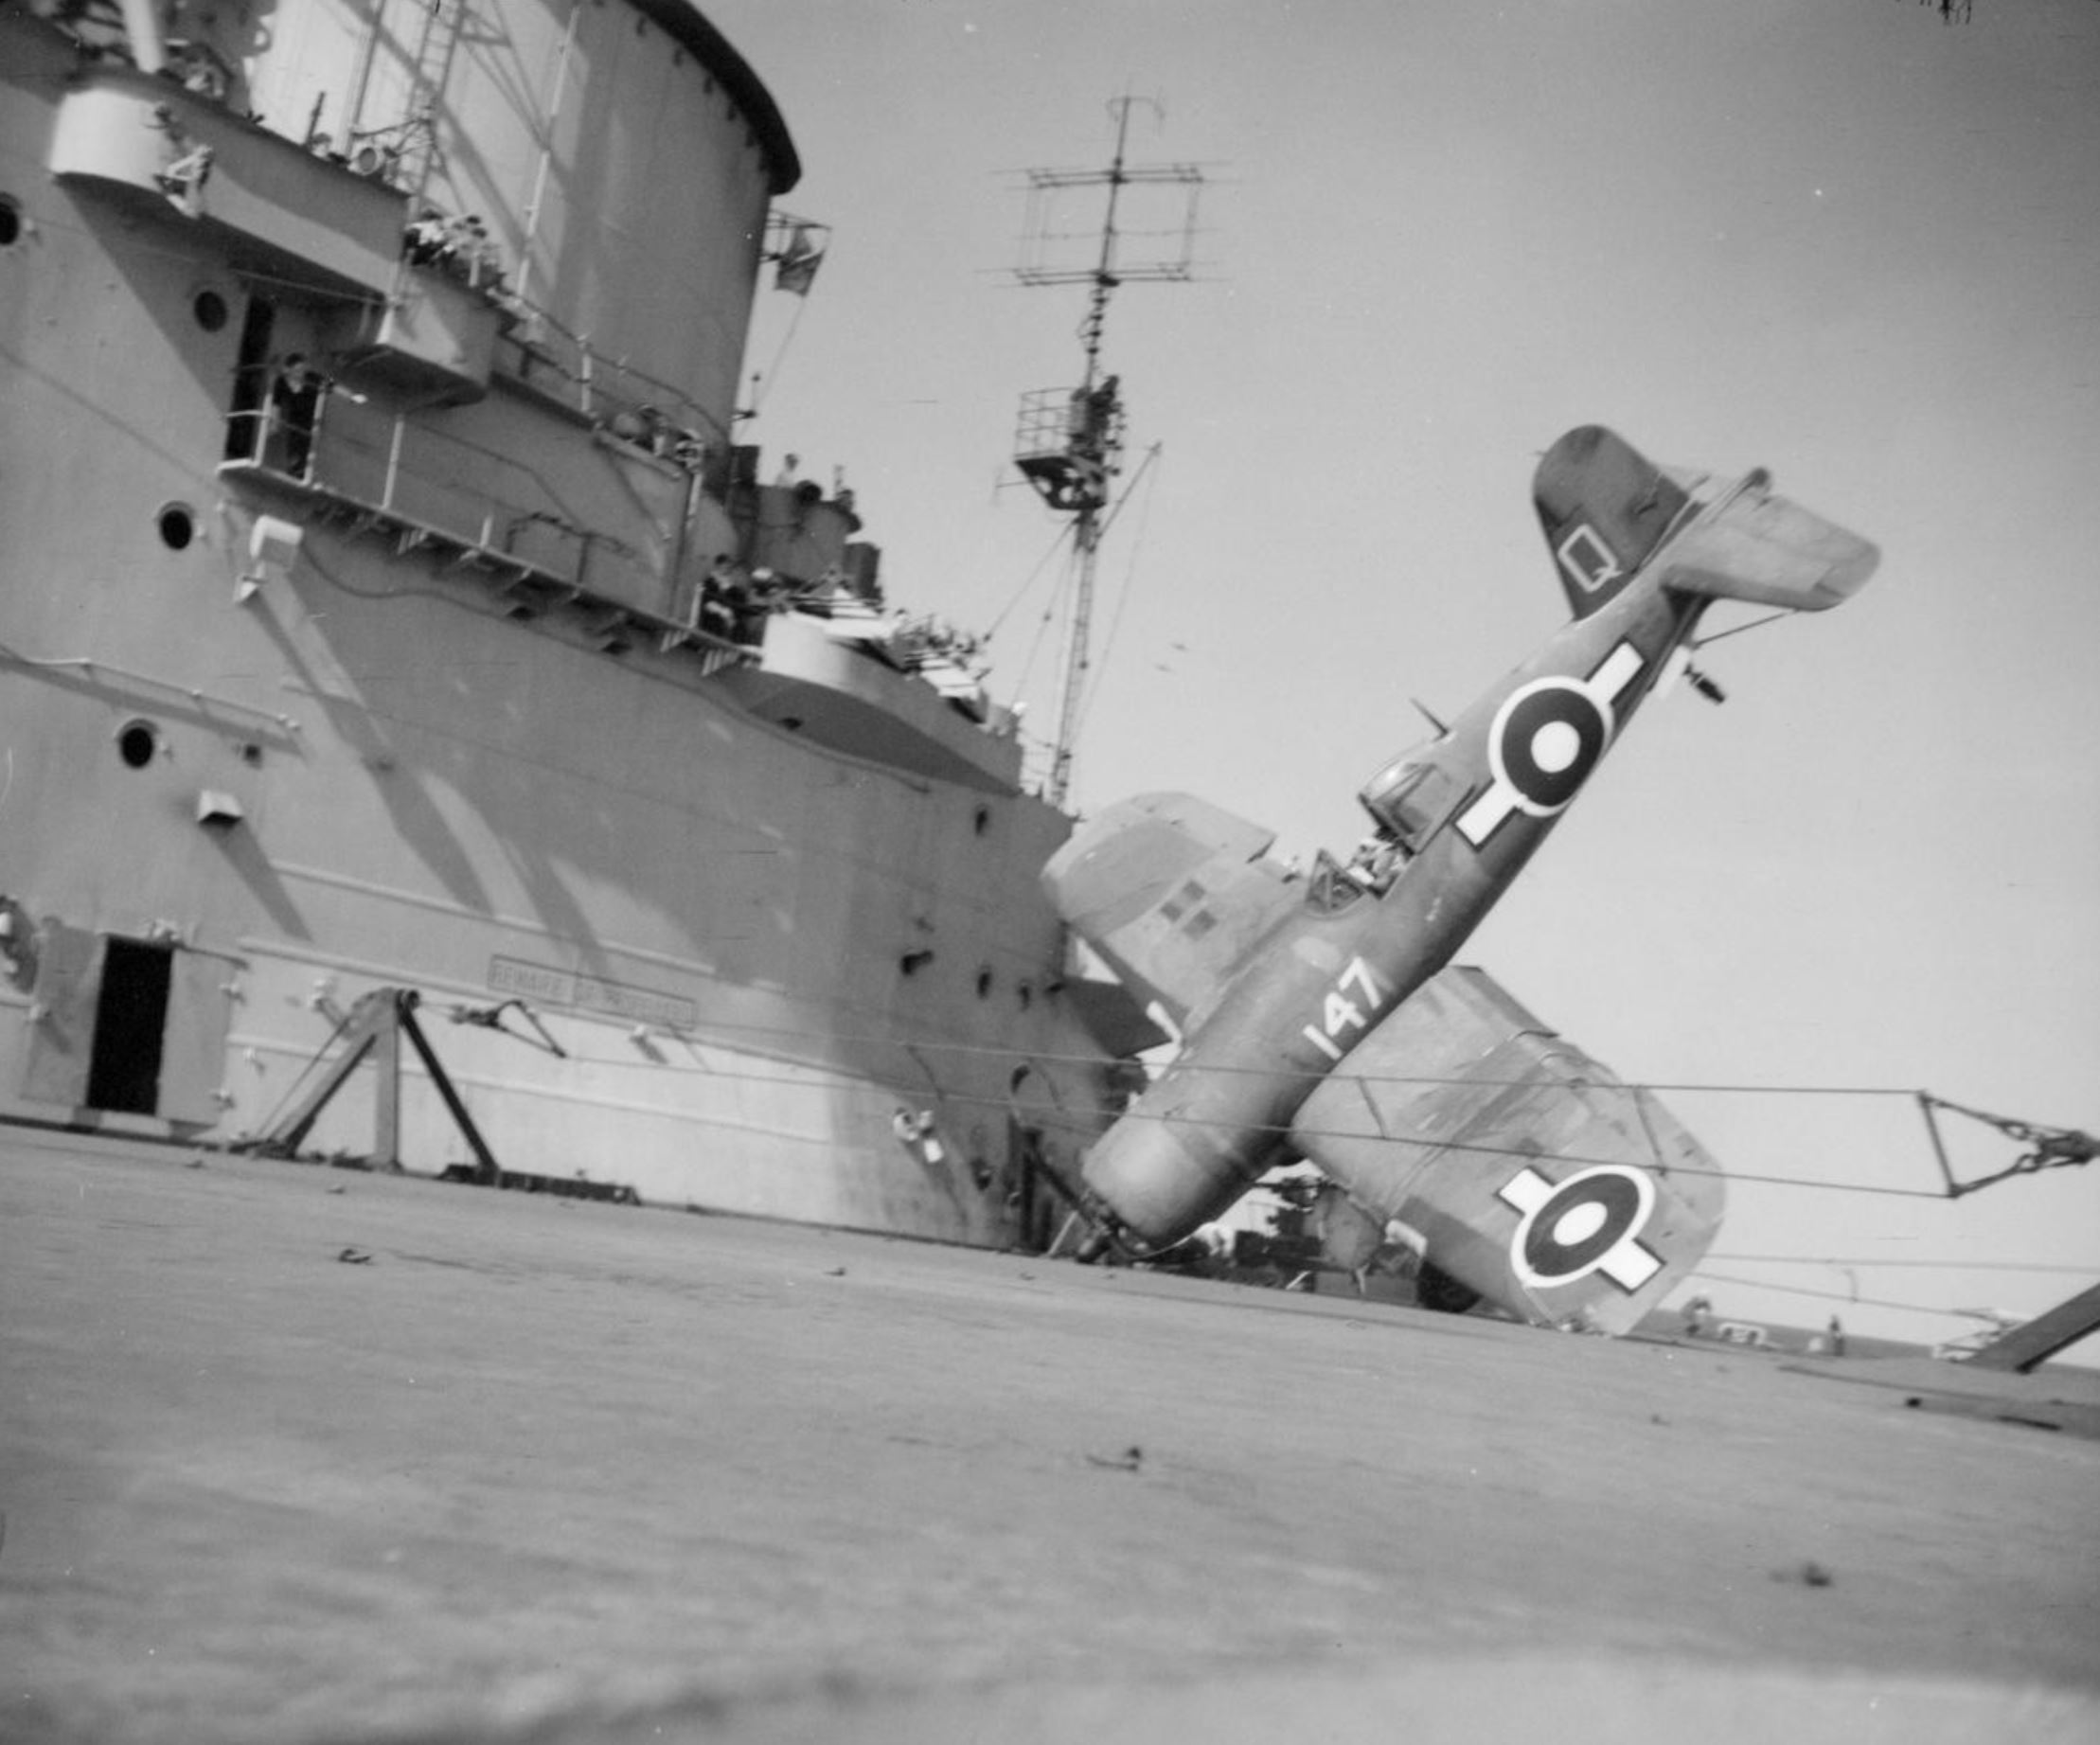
[1011,98,1202,808]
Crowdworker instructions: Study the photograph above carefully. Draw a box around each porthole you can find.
[156,503,196,550]
[975,968,993,999]
[0,195,20,248]
[117,721,161,769]
[972,805,991,837]
[192,289,228,331]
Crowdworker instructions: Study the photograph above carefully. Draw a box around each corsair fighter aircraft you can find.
[1042,426,1878,1332]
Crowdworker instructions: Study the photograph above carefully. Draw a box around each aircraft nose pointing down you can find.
[1042,426,1878,1331]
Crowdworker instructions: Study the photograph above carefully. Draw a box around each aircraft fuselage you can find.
[1078,572,1708,1248]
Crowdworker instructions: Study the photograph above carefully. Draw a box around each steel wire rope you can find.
[743,287,810,420]
[975,445,1168,785]
[489,1027,1967,1201]
[243,1000,362,1140]
[528,1004,1972,1101]
[985,520,1079,711]
[1686,1271,1992,1322]
[1067,442,1166,750]
[984,518,1078,645]
[1704,1255,2093,1274]
[483,1004,2056,1109]
[984,431,1163,644]
[280,983,2083,1202]
[489,1010,2092,1196]
[1688,608,1794,650]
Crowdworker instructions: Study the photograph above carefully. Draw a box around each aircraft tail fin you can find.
[1535,426,1880,618]
[1533,426,1694,619]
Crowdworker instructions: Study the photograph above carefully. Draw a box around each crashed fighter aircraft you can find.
[1043,425,1878,1333]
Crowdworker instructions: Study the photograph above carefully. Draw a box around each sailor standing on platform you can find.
[269,353,328,478]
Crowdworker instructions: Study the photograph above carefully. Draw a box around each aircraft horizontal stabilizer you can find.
[1533,425,1878,620]
[1659,476,1879,613]
[1289,967,1724,1335]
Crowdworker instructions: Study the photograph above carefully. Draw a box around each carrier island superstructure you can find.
[0,0,1156,1241]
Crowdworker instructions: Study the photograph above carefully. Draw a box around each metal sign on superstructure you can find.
[1011,98,1202,809]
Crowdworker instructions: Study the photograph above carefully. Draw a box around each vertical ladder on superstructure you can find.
[393,0,468,201]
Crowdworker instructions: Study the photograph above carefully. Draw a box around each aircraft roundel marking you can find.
[1493,679,1611,815]
[1497,1163,1664,1293]
[1458,640,1648,847]
[1529,721,1582,775]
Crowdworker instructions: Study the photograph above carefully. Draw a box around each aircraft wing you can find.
[1290,966,1724,1335]
[1041,792,1301,1030]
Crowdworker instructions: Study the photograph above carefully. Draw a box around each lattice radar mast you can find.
[1011,98,1201,809]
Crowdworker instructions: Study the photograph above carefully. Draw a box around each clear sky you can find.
[709,0,2099,1347]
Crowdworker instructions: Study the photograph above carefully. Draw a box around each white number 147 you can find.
[1301,956,1385,1063]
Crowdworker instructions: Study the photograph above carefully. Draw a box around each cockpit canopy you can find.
[1357,750,1464,856]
